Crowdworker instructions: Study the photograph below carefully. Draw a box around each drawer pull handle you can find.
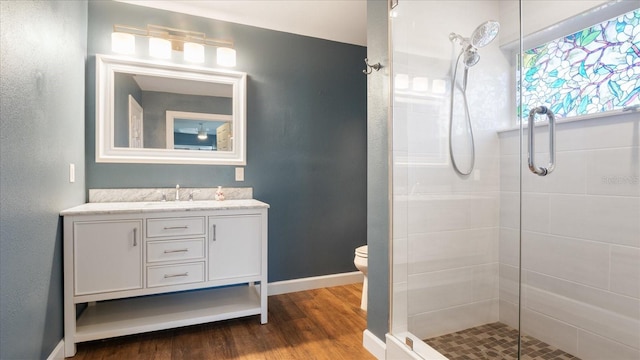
[164,272,189,278]
[163,249,189,254]
[163,226,189,230]
[212,224,216,241]
[133,228,138,246]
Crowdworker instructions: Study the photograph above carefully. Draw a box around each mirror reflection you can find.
[114,73,233,151]
[96,54,247,165]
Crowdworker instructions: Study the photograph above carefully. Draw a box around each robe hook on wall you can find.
[363,58,382,74]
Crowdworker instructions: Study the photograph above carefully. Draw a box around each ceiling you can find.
[117,0,367,46]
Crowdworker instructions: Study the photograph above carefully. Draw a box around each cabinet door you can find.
[208,215,261,281]
[74,220,143,295]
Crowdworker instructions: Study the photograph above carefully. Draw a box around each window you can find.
[521,9,639,121]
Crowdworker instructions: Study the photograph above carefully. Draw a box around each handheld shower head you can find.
[450,20,500,68]
[463,48,480,67]
[470,20,500,48]
[448,20,500,176]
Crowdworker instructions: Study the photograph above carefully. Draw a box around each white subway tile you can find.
[499,228,519,267]
[549,194,640,248]
[500,155,519,193]
[408,228,498,274]
[407,196,467,233]
[498,299,519,329]
[587,147,640,197]
[467,194,500,228]
[392,280,409,334]
[409,299,499,340]
[525,270,639,321]
[393,106,409,152]
[499,263,519,305]
[525,286,640,349]
[393,196,408,239]
[577,330,640,360]
[407,264,498,315]
[521,308,579,356]
[393,236,408,284]
[521,193,550,233]
[522,231,610,289]
[544,150,588,194]
[610,245,640,299]
[500,191,519,230]
[579,113,639,150]
[498,130,520,156]
[407,193,499,234]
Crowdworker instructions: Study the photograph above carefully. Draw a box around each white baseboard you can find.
[363,329,386,360]
[268,271,363,296]
[46,340,65,360]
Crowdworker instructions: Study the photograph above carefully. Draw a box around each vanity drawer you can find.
[147,262,204,288]
[146,217,205,238]
[147,238,205,263]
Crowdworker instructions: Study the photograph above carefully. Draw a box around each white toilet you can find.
[354,245,368,311]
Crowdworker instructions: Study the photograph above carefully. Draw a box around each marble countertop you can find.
[61,199,269,216]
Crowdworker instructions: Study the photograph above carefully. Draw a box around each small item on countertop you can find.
[215,186,225,201]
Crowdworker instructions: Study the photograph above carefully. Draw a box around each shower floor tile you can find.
[424,322,580,360]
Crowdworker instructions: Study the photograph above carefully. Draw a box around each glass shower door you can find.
[389,1,638,359]
[390,0,520,358]
[518,2,640,359]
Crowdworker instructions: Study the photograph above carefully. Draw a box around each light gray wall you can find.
[366,0,391,341]
[0,1,87,359]
[86,1,367,282]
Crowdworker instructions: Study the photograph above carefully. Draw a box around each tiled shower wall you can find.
[391,0,510,340]
[498,113,640,360]
[390,1,639,359]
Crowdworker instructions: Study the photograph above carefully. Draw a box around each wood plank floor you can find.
[71,283,375,360]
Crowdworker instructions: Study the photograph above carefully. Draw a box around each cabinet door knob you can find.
[212,224,217,241]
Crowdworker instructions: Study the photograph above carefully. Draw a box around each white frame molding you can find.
[95,54,247,165]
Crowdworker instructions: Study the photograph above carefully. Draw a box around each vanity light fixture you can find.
[111,32,135,54]
[184,42,205,63]
[197,123,208,140]
[149,37,172,59]
[111,24,236,66]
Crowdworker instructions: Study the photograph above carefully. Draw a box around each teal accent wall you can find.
[366,0,391,342]
[86,1,367,282]
[0,1,87,358]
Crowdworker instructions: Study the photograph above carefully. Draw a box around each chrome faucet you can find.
[175,184,180,201]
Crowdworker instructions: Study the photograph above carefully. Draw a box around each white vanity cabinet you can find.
[209,214,261,281]
[73,220,143,295]
[61,200,268,358]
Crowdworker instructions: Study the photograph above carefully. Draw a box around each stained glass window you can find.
[521,9,640,122]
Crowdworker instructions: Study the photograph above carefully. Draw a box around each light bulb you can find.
[197,123,208,140]
[184,42,205,63]
[149,37,171,59]
[216,47,236,67]
[111,32,135,54]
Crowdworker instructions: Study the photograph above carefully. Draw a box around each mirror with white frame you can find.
[96,54,246,165]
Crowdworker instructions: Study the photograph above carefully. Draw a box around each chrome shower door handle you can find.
[527,106,556,176]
